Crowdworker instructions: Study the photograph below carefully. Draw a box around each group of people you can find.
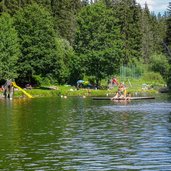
[110,77,130,100]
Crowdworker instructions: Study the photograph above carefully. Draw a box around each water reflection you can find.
[0,96,171,170]
[102,102,171,113]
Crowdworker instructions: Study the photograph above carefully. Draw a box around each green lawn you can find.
[12,77,163,98]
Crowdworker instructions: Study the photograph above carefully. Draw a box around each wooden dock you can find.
[92,97,155,100]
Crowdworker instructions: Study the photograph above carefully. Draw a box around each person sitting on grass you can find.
[25,83,32,90]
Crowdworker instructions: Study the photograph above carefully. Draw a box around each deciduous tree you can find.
[75,1,123,86]
[0,13,20,79]
[14,3,57,84]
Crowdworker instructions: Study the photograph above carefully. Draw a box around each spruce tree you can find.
[0,0,9,14]
[0,0,33,15]
[150,14,163,53]
[141,3,166,63]
[112,0,142,64]
[141,3,154,63]
[165,2,171,88]
[51,0,80,45]
[34,0,51,10]
[166,2,171,50]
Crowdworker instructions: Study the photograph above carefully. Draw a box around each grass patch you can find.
[11,76,165,98]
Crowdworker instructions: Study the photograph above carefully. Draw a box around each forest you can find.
[0,0,171,89]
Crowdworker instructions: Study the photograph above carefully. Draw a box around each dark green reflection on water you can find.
[0,95,171,170]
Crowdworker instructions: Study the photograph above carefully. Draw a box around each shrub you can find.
[149,53,170,80]
[142,72,164,84]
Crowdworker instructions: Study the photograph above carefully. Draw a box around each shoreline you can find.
[1,86,169,99]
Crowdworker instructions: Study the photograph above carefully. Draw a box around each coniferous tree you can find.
[151,14,164,53]
[112,0,142,64]
[0,0,33,15]
[165,2,171,50]
[34,0,51,10]
[0,0,5,13]
[70,0,82,13]
[51,0,80,45]
[0,13,20,79]
[165,2,171,88]
[141,3,154,63]
[130,0,142,61]
[157,13,167,45]
[0,0,11,14]
[0,0,54,15]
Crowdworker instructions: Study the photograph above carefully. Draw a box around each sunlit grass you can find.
[11,76,165,98]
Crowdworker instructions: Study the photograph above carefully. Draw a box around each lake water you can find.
[0,94,171,171]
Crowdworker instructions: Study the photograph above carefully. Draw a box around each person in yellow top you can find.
[111,82,127,100]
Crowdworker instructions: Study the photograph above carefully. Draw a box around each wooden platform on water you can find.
[92,97,155,100]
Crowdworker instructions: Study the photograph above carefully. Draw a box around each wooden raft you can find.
[92,97,155,100]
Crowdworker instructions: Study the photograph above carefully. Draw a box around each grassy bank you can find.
[9,76,166,98]
[12,83,161,98]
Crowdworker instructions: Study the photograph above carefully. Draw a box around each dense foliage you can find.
[14,3,57,85]
[0,13,20,79]
[0,0,170,88]
[75,2,123,85]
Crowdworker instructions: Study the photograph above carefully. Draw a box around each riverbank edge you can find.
[1,84,169,98]
[4,86,166,98]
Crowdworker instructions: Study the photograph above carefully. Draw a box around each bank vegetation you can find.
[0,0,171,92]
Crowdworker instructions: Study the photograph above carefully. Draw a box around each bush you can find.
[149,54,170,80]
[33,75,54,86]
[142,72,164,84]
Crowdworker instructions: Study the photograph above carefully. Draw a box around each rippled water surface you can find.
[0,94,171,170]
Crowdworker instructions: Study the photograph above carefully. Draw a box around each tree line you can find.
[0,0,170,88]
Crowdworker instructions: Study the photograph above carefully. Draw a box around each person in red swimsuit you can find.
[112,77,119,86]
